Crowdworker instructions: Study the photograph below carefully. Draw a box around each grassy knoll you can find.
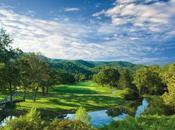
[1,81,128,112]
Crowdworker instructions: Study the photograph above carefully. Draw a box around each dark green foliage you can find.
[142,96,167,115]
[133,66,165,96]
[16,53,53,101]
[161,63,175,111]
[50,59,93,81]
[3,60,20,102]
[49,59,143,82]
[160,63,175,85]
[0,28,22,102]
[93,67,139,99]
[93,67,120,87]
[50,60,141,71]
[0,63,6,90]
[92,61,143,70]
[56,71,76,84]
[118,68,133,89]
[0,29,13,63]
[123,88,139,100]
[71,60,95,68]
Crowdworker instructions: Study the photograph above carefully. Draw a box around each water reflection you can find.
[113,113,127,121]
[65,110,126,127]
[0,116,15,127]
[65,98,149,127]
[135,98,149,117]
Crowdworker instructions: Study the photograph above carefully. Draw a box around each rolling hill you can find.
[49,59,144,79]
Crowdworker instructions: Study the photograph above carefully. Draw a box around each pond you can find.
[65,110,127,127]
[64,98,149,127]
[135,98,149,117]
[0,116,15,127]
[0,98,149,128]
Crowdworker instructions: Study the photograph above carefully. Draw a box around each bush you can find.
[100,115,175,130]
[2,107,95,130]
[138,115,175,130]
[2,108,45,130]
[100,116,140,130]
[142,96,167,115]
[44,119,96,130]
[75,106,91,125]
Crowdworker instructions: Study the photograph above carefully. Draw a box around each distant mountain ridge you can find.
[48,59,144,80]
[49,59,144,72]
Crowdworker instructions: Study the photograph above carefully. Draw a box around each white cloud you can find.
[0,6,174,65]
[0,7,97,59]
[64,8,80,12]
[105,0,175,35]
[92,10,105,17]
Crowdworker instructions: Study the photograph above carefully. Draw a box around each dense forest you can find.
[0,29,175,130]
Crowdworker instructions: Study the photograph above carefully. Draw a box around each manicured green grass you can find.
[2,81,128,112]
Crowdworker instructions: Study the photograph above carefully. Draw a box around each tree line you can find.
[93,64,175,110]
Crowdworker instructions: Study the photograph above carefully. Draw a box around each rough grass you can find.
[1,81,128,112]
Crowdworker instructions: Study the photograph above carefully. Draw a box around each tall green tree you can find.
[133,66,164,96]
[162,79,175,109]
[0,29,13,63]
[3,60,20,103]
[17,53,51,101]
[0,63,6,91]
[118,68,132,89]
[161,63,175,110]
[93,66,120,87]
[161,63,175,85]
[0,29,22,102]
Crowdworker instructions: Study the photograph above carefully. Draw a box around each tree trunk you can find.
[23,88,26,100]
[9,82,13,104]
[46,86,49,96]
[32,89,37,102]
[42,86,45,96]
[138,89,142,98]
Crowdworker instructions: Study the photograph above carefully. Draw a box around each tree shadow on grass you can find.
[48,95,125,111]
[74,82,94,86]
[51,86,99,94]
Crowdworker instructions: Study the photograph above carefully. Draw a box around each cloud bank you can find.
[105,0,175,36]
[0,1,175,65]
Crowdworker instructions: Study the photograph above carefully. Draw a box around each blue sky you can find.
[0,0,175,65]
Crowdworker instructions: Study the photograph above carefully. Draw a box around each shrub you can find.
[142,96,167,115]
[2,108,45,130]
[44,119,96,130]
[100,116,140,130]
[100,115,175,130]
[75,106,91,125]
